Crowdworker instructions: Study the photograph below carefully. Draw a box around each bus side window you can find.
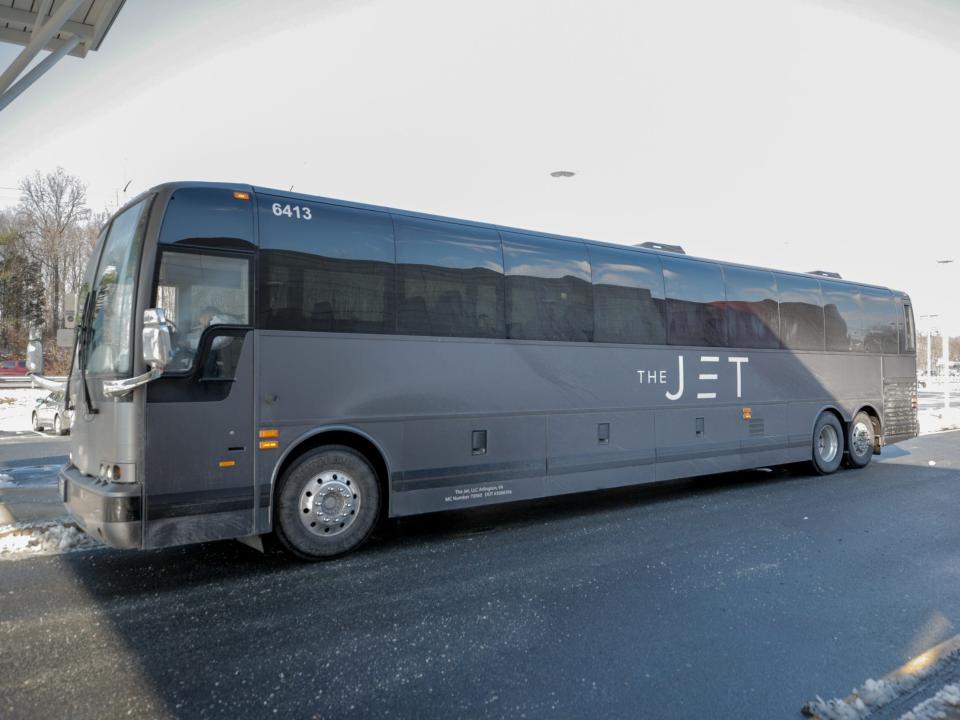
[860,286,899,354]
[395,217,505,338]
[154,250,251,373]
[723,266,779,349]
[502,233,594,343]
[589,245,666,345]
[662,257,726,347]
[775,273,824,351]
[900,300,916,353]
[258,200,396,334]
[821,281,864,352]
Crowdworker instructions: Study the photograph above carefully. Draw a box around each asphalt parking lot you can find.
[1,431,959,718]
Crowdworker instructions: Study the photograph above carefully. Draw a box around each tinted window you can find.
[775,274,824,350]
[159,187,254,248]
[723,266,779,349]
[860,287,898,353]
[590,246,666,345]
[900,299,916,354]
[259,199,395,334]
[502,233,593,342]
[821,281,864,352]
[396,217,504,338]
[661,257,726,347]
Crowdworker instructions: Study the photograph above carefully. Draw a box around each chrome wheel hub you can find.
[851,421,872,457]
[298,470,360,537]
[817,425,839,463]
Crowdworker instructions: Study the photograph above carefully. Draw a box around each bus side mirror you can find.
[103,309,174,398]
[143,308,173,370]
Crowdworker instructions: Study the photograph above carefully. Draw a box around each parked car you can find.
[0,360,28,376]
[32,391,71,435]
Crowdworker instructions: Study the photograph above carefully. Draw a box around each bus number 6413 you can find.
[272,203,312,220]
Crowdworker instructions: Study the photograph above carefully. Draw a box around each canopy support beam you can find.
[0,0,86,97]
[0,34,82,113]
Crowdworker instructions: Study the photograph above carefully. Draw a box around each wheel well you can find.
[821,406,845,429]
[853,404,882,437]
[273,430,390,521]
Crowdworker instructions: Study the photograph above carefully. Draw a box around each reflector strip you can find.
[259,440,279,450]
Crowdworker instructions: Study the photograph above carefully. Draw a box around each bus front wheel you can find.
[845,411,876,469]
[811,412,844,475]
[274,445,380,560]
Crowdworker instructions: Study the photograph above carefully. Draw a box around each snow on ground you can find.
[919,407,960,435]
[901,684,960,720]
[0,519,101,560]
[804,636,960,720]
[0,388,49,433]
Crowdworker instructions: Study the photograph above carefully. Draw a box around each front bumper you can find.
[59,464,141,549]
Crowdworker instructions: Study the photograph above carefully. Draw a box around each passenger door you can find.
[143,248,256,548]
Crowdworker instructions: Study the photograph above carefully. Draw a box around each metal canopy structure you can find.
[0,0,125,113]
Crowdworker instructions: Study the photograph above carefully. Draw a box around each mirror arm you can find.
[102,366,164,398]
[30,374,66,392]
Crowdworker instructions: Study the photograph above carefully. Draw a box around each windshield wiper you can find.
[74,290,98,415]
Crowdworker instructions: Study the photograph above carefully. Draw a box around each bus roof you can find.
[142,180,909,299]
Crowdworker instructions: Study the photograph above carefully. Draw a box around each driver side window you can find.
[155,251,251,373]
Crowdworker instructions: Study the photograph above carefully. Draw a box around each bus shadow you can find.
[378,463,809,545]
[59,463,809,597]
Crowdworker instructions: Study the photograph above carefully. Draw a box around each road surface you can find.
[1,432,959,719]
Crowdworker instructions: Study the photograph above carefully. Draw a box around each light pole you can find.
[937,260,954,410]
[919,314,938,376]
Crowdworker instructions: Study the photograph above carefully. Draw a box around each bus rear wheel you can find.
[274,445,380,560]
[845,411,876,469]
[811,412,844,475]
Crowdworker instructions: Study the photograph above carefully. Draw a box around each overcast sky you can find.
[1,0,958,334]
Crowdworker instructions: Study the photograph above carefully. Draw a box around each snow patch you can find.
[0,388,48,433]
[805,679,908,720]
[804,636,960,719]
[0,520,100,560]
[919,407,960,435]
[901,684,960,720]
[0,472,15,488]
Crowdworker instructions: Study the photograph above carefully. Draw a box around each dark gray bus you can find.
[55,182,918,559]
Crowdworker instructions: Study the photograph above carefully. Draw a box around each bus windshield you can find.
[82,199,148,375]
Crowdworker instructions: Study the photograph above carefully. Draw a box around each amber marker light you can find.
[742,408,752,420]
[219,460,236,468]
[259,440,279,450]
[259,429,279,439]
[233,191,251,201]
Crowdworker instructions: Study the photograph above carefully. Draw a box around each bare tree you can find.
[17,167,90,332]
[0,208,46,355]
[63,210,107,296]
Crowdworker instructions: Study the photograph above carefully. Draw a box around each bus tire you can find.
[274,445,380,560]
[811,412,844,475]
[846,411,875,469]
